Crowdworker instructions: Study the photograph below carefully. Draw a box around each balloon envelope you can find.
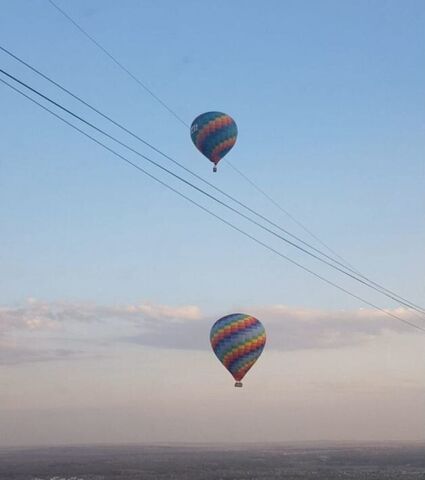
[190,112,237,169]
[210,313,266,384]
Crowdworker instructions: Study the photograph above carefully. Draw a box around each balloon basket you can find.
[234,382,243,388]
[213,166,217,172]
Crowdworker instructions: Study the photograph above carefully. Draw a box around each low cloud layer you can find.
[0,341,85,366]
[0,299,421,365]
[248,305,415,350]
[0,299,202,332]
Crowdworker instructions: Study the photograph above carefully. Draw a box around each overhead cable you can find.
[47,0,359,274]
[2,74,424,334]
[1,65,425,318]
[1,45,424,317]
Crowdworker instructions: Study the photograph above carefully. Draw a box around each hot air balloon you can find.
[210,313,266,387]
[190,112,238,172]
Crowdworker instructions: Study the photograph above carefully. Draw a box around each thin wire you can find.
[50,0,421,322]
[2,75,424,334]
[2,65,424,319]
[226,161,359,273]
[47,0,188,128]
[1,46,423,317]
[47,0,359,270]
[2,66,424,318]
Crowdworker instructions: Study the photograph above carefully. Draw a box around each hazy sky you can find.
[0,0,424,446]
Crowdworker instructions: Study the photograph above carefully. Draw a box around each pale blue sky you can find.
[0,1,424,445]
[1,0,424,309]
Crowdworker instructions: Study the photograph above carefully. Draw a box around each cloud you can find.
[246,304,416,351]
[119,303,423,352]
[122,303,202,321]
[0,301,60,333]
[0,299,202,333]
[0,299,204,365]
[0,339,87,366]
[0,299,421,365]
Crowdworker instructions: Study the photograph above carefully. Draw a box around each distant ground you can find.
[0,443,424,479]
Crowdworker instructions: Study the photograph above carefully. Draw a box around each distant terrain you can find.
[0,443,424,479]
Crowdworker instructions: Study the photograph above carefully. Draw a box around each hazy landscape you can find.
[0,443,424,479]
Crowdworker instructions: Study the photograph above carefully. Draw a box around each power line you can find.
[2,74,424,334]
[226,161,359,273]
[47,0,358,274]
[1,46,423,317]
[2,65,424,318]
[49,0,422,325]
[47,0,188,128]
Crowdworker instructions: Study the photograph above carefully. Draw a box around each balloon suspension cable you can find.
[234,382,243,388]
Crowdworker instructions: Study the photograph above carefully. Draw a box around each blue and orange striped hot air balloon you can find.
[190,112,238,172]
[210,313,266,387]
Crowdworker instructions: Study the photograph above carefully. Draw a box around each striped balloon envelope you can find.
[190,112,238,172]
[210,313,266,387]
